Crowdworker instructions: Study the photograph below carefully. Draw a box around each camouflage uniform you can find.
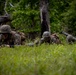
[39,31,51,45]
[66,35,76,44]
[27,32,62,47]
[11,31,21,45]
[27,31,51,47]
[51,33,61,44]
[18,32,25,45]
[62,31,76,44]
[39,32,61,45]
[0,25,14,47]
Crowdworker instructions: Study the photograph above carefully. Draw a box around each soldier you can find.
[39,31,51,45]
[0,25,14,47]
[0,25,24,47]
[62,31,76,44]
[27,31,62,47]
[39,31,62,45]
[26,31,51,47]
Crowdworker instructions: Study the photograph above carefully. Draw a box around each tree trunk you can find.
[40,0,50,37]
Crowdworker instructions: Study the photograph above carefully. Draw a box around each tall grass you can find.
[0,44,76,75]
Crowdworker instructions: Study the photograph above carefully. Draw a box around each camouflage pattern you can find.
[50,33,61,44]
[0,33,14,48]
[62,31,76,44]
[0,25,14,47]
[66,35,76,44]
[18,32,26,45]
[11,31,21,45]
[0,24,26,47]
[39,31,51,44]
[27,32,62,47]
[39,32,61,45]
[0,25,12,33]
[42,31,50,38]
[26,31,51,47]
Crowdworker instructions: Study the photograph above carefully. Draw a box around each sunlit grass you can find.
[0,44,76,75]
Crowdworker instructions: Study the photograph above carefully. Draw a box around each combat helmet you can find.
[42,31,50,38]
[0,25,12,33]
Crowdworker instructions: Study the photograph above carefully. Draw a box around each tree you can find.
[40,0,50,37]
[4,0,76,37]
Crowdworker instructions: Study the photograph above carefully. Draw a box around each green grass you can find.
[0,44,76,75]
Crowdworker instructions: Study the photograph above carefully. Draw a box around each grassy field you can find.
[0,44,76,75]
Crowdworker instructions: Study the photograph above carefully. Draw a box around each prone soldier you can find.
[27,31,51,46]
[39,31,51,45]
[0,25,24,47]
[34,31,62,46]
[0,25,14,47]
[27,31,62,47]
[62,31,76,44]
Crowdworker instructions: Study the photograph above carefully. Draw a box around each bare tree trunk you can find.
[4,0,8,14]
[40,0,50,37]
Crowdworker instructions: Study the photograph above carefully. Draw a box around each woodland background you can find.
[0,0,76,38]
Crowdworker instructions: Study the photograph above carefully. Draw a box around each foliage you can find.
[6,0,40,33]
[61,0,76,35]
[49,0,72,33]
[0,0,76,34]
[0,44,76,75]
[12,9,40,32]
